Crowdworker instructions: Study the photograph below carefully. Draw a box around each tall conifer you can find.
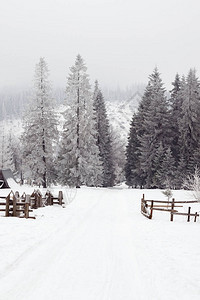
[22,58,58,187]
[58,55,103,187]
[93,81,115,187]
[178,69,200,173]
[139,68,171,187]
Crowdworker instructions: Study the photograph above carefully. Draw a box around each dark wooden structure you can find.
[0,191,34,218]
[0,190,64,219]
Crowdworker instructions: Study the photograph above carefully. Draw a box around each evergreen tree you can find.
[178,69,200,173]
[125,114,141,187]
[155,147,176,189]
[174,155,187,188]
[21,58,58,187]
[169,73,182,164]
[58,55,103,187]
[128,81,155,186]
[110,126,126,184]
[93,81,115,187]
[152,142,166,188]
[138,68,171,187]
[3,130,15,171]
[57,108,80,186]
[0,117,16,172]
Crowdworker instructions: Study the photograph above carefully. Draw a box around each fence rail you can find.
[141,194,199,222]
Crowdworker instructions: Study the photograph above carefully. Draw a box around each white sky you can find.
[1,0,200,90]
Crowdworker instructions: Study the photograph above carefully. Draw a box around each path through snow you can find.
[0,187,200,299]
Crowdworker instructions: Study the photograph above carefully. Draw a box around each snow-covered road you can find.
[0,187,200,299]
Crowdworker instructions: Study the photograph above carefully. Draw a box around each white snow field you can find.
[0,186,200,300]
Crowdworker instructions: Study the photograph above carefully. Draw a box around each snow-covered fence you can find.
[0,190,64,219]
[30,190,64,209]
[141,194,199,222]
[0,191,34,219]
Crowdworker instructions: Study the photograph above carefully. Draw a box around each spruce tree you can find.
[169,73,182,164]
[152,142,166,188]
[58,55,103,187]
[155,147,176,189]
[138,68,171,188]
[110,126,126,183]
[128,82,155,186]
[93,81,115,187]
[125,114,141,187]
[178,69,200,173]
[174,155,187,188]
[21,58,58,187]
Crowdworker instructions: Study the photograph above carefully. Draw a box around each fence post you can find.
[12,194,17,217]
[187,207,191,222]
[39,193,43,207]
[58,191,63,205]
[141,194,144,212]
[170,198,175,222]
[50,193,53,206]
[36,192,42,208]
[5,194,10,217]
[25,195,30,218]
[46,192,51,206]
[15,191,21,217]
[149,200,154,219]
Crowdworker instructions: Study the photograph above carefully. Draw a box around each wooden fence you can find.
[31,190,64,208]
[0,190,64,219]
[141,194,199,222]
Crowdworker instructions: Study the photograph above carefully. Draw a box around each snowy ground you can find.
[0,186,200,300]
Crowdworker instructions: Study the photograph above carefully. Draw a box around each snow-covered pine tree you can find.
[3,129,15,171]
[125,114,141,188]
[58,55,103,187]
[178,69,200,173]
[81,88,103,187]
[0,106,16,172]
[21,58,58,187]
[110,126,126,184]
[151,142,166,188]
[138,68,171,188]
[93,81,115,187]
[125,82,154,187]
[0,128,15,171]
[155,147,176,189]
[173,155,186,188]
[169,73,182,164]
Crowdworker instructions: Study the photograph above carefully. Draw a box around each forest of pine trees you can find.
[125,68,200,189]
[1,56,200,189]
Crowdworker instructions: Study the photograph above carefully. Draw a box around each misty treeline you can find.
[125,68,200,189]
[0,80,143,122]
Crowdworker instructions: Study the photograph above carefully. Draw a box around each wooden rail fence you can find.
[141,194,199,222]
[0,190,64,219]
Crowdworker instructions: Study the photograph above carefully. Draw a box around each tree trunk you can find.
[76,73,80,188]
[42,131,47,188]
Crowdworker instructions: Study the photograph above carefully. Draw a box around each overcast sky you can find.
[1,0,200,91]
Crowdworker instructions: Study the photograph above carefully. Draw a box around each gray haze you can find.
[1,0,200,91]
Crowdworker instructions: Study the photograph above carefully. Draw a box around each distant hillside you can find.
[106,92,142,143]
